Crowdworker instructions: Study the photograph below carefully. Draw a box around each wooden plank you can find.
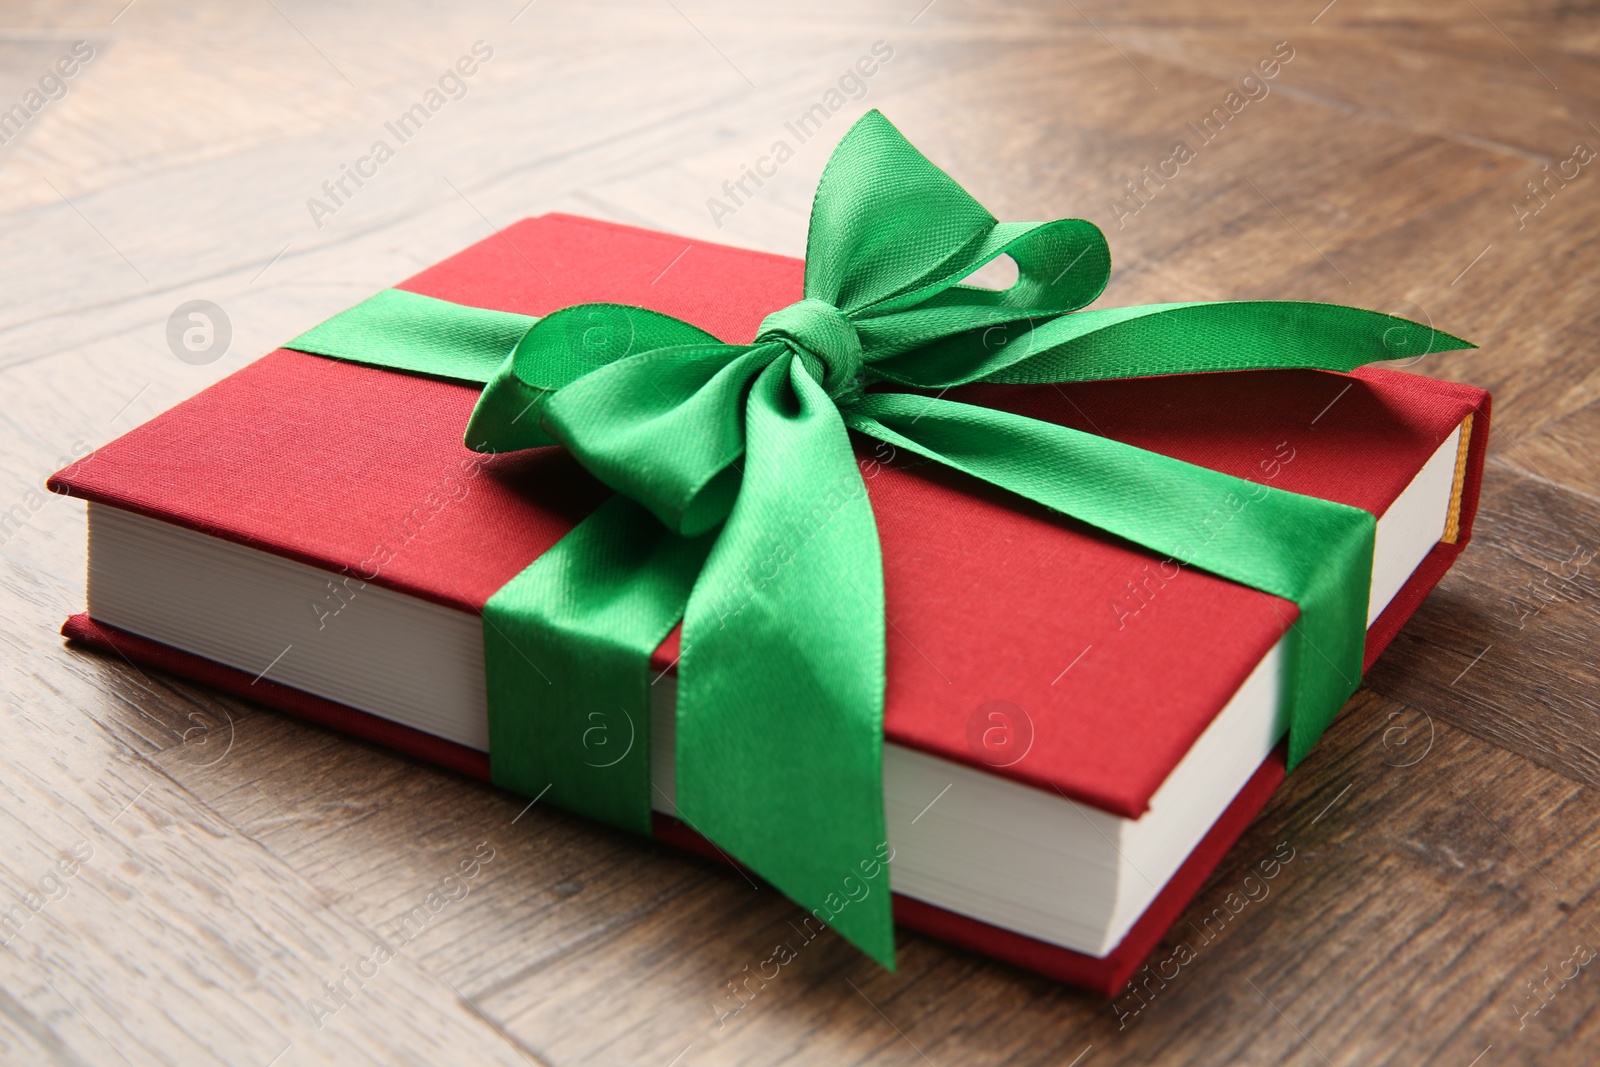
[2,0,1597,1063]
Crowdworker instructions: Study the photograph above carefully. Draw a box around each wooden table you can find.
[2,1,1596,1063]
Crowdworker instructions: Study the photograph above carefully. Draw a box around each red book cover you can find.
[49,213,1489,994]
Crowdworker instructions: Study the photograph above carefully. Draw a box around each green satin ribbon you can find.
[288,110,1471,968]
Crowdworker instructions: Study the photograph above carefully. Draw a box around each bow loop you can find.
[801,113,1112,330]
[540,341,765,538]
[755,298,864,401]
[804,111,999,314]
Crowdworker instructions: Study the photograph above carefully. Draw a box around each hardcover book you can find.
[49,212,1489,994]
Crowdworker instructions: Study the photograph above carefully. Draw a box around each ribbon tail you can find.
[848,393,1374,770]
[868,300,1474,391]
[678,357,895,966]
[484,495,711,833]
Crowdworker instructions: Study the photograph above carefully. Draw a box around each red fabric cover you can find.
[48,212,1488,818]
[61,610,1280,996]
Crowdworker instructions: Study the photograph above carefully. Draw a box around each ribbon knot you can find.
[755,298,864,401]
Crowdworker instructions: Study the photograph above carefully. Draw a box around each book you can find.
[49,213,1490,994]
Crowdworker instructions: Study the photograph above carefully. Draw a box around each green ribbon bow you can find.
[289,110,1471,967]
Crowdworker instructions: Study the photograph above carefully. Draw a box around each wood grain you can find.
[3,1,1597,1063]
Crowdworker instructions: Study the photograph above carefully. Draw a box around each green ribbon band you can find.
[291,287,536,387]
[286,110,1471,968]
